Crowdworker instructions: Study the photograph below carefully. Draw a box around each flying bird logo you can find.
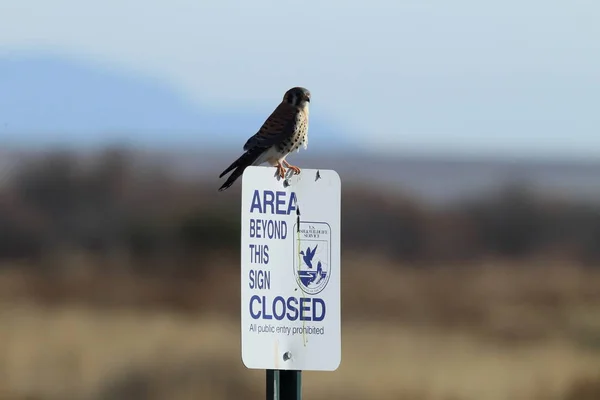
[300,244,318,268]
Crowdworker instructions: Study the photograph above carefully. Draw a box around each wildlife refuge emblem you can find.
[293,221,332,295]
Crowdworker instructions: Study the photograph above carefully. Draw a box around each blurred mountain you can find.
[1,55,598,205]
[0,54,353,150]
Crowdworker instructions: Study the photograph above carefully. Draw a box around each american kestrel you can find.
[218,86,311,191]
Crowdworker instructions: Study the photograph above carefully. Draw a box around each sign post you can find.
[241,166,342,399]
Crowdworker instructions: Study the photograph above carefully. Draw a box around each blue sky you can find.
[1,0,599,159]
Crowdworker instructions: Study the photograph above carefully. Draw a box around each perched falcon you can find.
[218,86,311,191]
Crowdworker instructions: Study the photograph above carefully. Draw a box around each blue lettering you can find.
[273,296,286,320]
[250,190,262,213]
[248,191,297,215]
[299,297,311,321]
[248,219,287,239]
[312,298,326,321]
[249,269,271,290]
[249,295,261,319]
[279,221,287,239]
[249,219,255,237]
[287,192,297,215]
[249,270,255,289]
[249,296,326,322]
[286,297,298,321]
[261,297,273,320]
[263,190,275,214]
[249,244,269,264]
[275,191,286,214]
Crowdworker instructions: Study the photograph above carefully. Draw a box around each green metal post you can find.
[279,370,302,400]
[266,369,301,400]
[266,370,278,400]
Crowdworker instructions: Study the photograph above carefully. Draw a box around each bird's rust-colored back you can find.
[243,101,300,151]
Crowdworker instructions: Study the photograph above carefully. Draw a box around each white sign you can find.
[241,166,341,371]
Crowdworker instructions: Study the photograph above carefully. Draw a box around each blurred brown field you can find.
[1,148,600,400]
[1,257,600,400]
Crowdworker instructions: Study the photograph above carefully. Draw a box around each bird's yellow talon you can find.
[283,161,301,175]
[276,163,286,179]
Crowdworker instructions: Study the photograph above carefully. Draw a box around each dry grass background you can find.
[3,134,600,400]
[0,255,599,400]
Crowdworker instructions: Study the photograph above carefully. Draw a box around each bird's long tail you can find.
[218,149,263,191]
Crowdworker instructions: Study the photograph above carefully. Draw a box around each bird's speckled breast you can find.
[276,109,308,155]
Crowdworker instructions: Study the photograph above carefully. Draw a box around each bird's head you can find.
[283,87,311,109]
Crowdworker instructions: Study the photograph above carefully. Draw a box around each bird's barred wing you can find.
[243,102,298,151]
